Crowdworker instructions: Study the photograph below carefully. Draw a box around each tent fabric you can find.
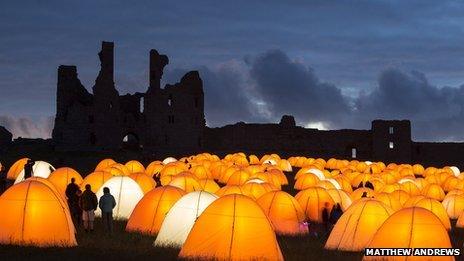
[96,176,144,220]
[129,172,156,194]
[94,158,116,172]
[442,194,464,219]
[179,194,284,260]
[0,180,77,247]
[295,187,335,222]
[154,191,218,248]
[364,207,453,260]
[413,198,451,230]
[47,167,83,196]
[257,191,308,235]
[14,161,55,184]
[6,158,29,180]
[81,171,113,193]
[126,185,185,235]
[125,160,145,174]
[325,198,394,251]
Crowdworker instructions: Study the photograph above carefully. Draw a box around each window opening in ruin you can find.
[122,133,140,150]
[109,102,113,109]
[389,141,394,149]
[168,94,173,106]
[351,148,357,158]
[140,97,144,113]
[389,126,394,134]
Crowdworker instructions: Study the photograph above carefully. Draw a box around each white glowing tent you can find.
[95,176,144,220]
[14,161,55,184]
[162,157,177,165]
[154,191,218,248]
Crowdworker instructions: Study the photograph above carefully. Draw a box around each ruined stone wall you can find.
[0,126,12,151]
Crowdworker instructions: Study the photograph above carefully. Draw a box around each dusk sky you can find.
[1,1,464,141]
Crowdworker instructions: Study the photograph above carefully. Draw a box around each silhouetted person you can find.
[0,162,6,194]
[99,187,116,234]
[330,203,343,225]
[364,181,374,190]
[322,202,331,233]
[24,159,35,179]
[65,178,80,227]
[79,184,98,232]
[361,191,368,198]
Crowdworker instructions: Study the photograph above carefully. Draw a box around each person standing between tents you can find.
[24,159,35,179]
[329,203,343,225]
[322,202,331,234]
[65,178,80,227]
[79,184,98,233]
[99,187,116,234]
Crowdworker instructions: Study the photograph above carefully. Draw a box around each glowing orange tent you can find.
[94,158,116,172]
[442,194,464,219]
[81,171,113,193]
[294,173,321,190]
[125,160,145,174]
[215,185,245,197]
[179,194,283,260]
[413,198,451,230]
[126,186,185,235]
[422,183,445,201]
[145,161,163,177]
[6,158,29,180]
[47,167,83,196]
[257,191,308,235]
[168,175,202,192]
[198,179,220,194]
[241,182,277,200]
[0,180,77,247]
[129,172,157,194]
[326,189,352,211]
[365,207,453,260]
[373,192,402,211]
[295,187,335,223]
[226,170,251,186]
[325,199,394,251]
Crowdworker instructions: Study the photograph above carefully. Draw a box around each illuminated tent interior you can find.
[364,207,453,260]
[95,176,144,220]
[154,191,218,248]
[126,186,185,235]
[14,161,55,184]
[0,180,77,247]
[179,194,284,260]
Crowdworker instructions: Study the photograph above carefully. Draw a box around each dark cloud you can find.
[355,69,464,141]
[249,50,351,127]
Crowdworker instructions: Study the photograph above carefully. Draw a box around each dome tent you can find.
[364,207,453,260]
[94,158,116,172]
[295,187,335,223]
[129,172,156,194]
[325,199,394,251]
[96,176,144,220]
[47,167,84,196]
[413,198,451,230]
[0,180,76,247]
[179,194,283,260]
[14,161,55,184]
[126,186,185,235]
[81,171,113,193]
[257,191,308,235]
[154,191,218,248]
[6,158,29,180]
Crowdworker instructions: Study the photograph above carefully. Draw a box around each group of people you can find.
[322,203,343,233]
[65,178,117,234]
